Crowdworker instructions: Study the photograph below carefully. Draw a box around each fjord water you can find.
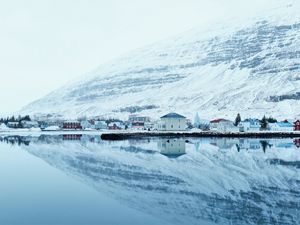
[0,135,300,225]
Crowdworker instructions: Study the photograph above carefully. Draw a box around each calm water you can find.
[1,134,300,225]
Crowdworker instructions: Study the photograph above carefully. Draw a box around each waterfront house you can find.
[209,119,228,131]
[216,120,239,132]
[269,121,294,132]
[7,122,19,128]
[238,119,260,132]
[157,113,187,131]
[63,121,82,130]
[129,115,151,130]
[210,119,238,132]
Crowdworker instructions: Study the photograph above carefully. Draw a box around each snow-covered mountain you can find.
[21,0,300,120]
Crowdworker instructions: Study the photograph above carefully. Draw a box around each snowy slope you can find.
[17,136,300,225]
[21,0,300,120]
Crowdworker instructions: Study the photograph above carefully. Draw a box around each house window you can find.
[171,125,173,128]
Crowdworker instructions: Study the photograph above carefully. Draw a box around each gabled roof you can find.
[210,118,229,123]
[161,113,186,119]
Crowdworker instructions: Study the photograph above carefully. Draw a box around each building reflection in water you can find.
[158,139,186,158]
[1,135,300,225]
[63,134,82,141]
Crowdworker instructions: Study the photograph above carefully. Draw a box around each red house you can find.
[294,120,300,131]
[63,121,82,130]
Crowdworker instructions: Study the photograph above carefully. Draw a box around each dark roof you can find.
[161,113,186,119]
[210,118,229,123]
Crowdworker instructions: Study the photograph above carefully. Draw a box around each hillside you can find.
[21,0,300,120]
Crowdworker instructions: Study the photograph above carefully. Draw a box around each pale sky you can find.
[0,0,275,114]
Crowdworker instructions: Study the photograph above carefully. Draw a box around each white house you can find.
[210,119,238,132]
[269,121,294,132]
[238,119,260,132]
[157,113,187,131]
[209,119,227,131]
[7,122,19,128]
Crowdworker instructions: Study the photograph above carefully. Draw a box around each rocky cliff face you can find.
[21,1,300,120]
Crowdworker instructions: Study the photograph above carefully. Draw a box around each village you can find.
[1,112,300,133]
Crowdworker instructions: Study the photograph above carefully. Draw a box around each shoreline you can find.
[2,130,300,140]
[100,131,300,140]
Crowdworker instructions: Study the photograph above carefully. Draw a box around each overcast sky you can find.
[0,0,277,114]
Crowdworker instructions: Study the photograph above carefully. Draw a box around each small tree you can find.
[267,117,277,123]
[260,115,268,130]
[194,112,200,128]
[23,115,31,121]
[234,113,241,126]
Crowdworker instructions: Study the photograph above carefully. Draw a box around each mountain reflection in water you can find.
[1,134,300,225]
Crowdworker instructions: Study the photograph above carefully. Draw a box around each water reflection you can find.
[158,139,186,158]
[1,134,300,225]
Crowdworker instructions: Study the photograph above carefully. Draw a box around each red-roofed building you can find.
[209,119,238,132]
[63,121,82,130]
[209,119,230,131]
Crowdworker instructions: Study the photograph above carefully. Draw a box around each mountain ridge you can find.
[21,0,300,120]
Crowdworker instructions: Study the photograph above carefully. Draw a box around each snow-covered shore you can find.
[2,129,300,138]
